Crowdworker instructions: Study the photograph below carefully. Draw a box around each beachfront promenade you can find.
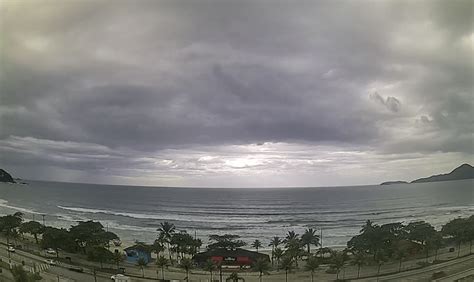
[0,233,473,282]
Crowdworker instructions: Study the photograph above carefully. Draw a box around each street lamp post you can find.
[42,215,45,226]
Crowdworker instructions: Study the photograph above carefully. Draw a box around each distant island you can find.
[380,181,408,185]
[0,169,15,183]
[381,163,474,185]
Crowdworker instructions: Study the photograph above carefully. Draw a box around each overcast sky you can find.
[1,0,473,187]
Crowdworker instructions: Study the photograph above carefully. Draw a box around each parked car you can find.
[45,259,57,266]
[7,246,15,252]
[110,274,130,282]
[67,265,84,273]
[46,248,57,255]
[110,274,125,280]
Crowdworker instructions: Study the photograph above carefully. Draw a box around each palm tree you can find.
[204,259,216,282]
[352,252,367,279]
[252,258,270,282]
[285,237,303,267]
[304,255,319,282]
[156,256,169,281]
[273,248,284,270]
[112,252,124,270]
[157,221,175,261]
[179,257,193,281]
[269,237,282,265]
[374,252,387,281]
[216,261,223,282]
[301,228,320,254]
[137,257,147,278]
[393,249,407,273]
[284,231,299,244]
[252,239,263,253]
[269,236,282,249]
[330,250,347,281]
[227,271,242,282]
[361,220,375,233]
[280,256,294,282]
[426,232,443,262]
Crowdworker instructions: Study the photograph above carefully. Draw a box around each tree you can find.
[179,257,193,281]
[426,232,443,262]
[208,234,246,250]
[301,228,320,254]
[273,248,284,269]
[226,272,242,282]
[11,265,29,282]
[394,248,408,272]
[0,213,23,244]
[467,216,474,254]
[252,258,270,282]
[11,264,41,282]
[284,231,299,245]
[69,221,118,253]
[405,221,436,260]
[156,256,170,281]
[269,236,282,250]
[19,221,44,244]
[204,259,216,282]
[216,261,223,282]
[87,246,114,269]
[304,255,320,282]
[330,250,347,281]
[112,252,124,269]
[269,237,282,265]
[151,239,165,257]
[280,256,294,282]
[442,217,469,257]
[251,239,262,253]
[374,251,388,279]
[352,252,367,279]
[137,257,148,278]
[285,237,304,267]
[41,227,75,257]
[157,221,176,261]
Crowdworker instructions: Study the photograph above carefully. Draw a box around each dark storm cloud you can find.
[0,0,472,186]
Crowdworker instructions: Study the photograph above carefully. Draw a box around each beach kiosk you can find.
[193,248,269,267]
[124,243,152,264]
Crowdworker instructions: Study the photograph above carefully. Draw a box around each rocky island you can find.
[0,169,16,183]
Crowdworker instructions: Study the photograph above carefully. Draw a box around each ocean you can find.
[0,179,472,249]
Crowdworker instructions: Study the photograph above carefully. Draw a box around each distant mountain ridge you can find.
[381,163,474,185]
[411,163,474,183]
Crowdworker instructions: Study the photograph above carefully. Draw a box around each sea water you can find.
[0,179,472,248]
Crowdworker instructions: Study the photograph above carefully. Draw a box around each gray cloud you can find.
[370,92,402,113]
[0,0,472,186]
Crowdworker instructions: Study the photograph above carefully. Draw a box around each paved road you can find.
[354,255,474,282]
[1,238,473,282]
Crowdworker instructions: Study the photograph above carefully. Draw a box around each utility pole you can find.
[42,215,45,226]
[320,228,323,258]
